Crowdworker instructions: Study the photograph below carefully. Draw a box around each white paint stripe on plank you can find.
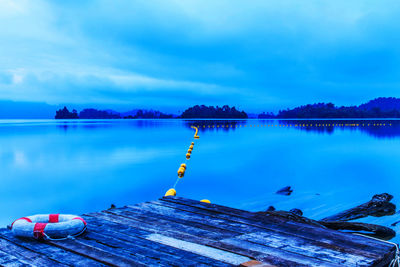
[146,233,252,265]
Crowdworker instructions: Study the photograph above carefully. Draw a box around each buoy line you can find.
[193,122,393,129]
[164,127,210,204]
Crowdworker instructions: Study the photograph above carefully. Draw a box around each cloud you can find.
[1,0,400,111]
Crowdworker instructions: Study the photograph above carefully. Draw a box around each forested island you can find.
[55,97,400,119]
[55,105,247,119]
[55,107,174,119]
[274,97,400,118]
[180,105,248,119]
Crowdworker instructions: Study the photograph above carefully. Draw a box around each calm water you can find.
[1,119,400,240]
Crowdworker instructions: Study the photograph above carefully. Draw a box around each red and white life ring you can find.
[10,214,87,240]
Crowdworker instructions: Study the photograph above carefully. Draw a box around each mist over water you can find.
[1,119,400,240]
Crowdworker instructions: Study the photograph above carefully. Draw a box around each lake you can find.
[1,119,400,240]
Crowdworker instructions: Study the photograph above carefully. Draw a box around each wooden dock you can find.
[0,196,396,266]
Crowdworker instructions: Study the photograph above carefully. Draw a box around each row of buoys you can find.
[186,141,194,159]
[194,123,393,128]
[163,128,210,204]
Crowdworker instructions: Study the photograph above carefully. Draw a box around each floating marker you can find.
[177,167,185,177]
[186,153,191,159]
[191,126,199,138]
[200,199,211,203]
[164,188,176,197]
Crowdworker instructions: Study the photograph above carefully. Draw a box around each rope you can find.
[166,126,199,195]
[172,137,196,190]
[353,233,400,266]
[42,226,87,241]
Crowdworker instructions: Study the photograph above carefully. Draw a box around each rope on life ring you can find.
[9,214,87,241]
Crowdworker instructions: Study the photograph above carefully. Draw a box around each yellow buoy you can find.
[194,136,200,139]
[177,167,185,176]
[180,163,186,169]
[200,199,211,203]
[188,149,192,153]
[189,145,194,149]
[191,142,194,145]
[164,188,176,197]
[186,153,191,159]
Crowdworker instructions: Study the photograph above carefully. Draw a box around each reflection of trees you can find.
[278,120,400,138]
[185,120,243,132]
[184,119,400,138]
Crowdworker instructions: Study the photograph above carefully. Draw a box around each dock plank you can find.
[122,201,374,266]
[0,229,104,266]
[0,249,33,267]
[93,207,342,266]
[0,197,395,266]
[160,197,395,255]
[0,238,65,266]
[155,198,385,259]
[152,199,388,260]
[83,215,231,266]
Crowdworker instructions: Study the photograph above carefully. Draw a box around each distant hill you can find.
[121,109,174,119]
[79,108,121,119]
[359,97,400,112]
[0,100,56,119]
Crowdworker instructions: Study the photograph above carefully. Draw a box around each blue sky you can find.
[0,0,400,113]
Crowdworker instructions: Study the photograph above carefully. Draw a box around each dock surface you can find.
[0,196,396,266]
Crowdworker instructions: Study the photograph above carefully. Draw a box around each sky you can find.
[0,0,400,113]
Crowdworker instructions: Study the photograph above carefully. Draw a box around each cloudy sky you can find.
[0,0,399,112]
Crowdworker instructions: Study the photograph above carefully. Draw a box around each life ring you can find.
[10,214,87,240]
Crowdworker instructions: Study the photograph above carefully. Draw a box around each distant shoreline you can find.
[2,118,400,121]
[54,98,400,120]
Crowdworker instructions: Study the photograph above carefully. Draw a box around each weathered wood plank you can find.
[160,197,395,255]
[104,208,238,240]
[47,238,148,267]
[152,199,386,260]
[228,232,370,266]
[122,201,374,265]
[109,204,241,239]
[76,233,172,267]
[83,215,231,267]
[91,207,339,266]
[0,197,395,267]
[84,228,225,266]
[145,233,251,265]
[0,229,104,266]
[0,249,33,267]
[0,238,66,266]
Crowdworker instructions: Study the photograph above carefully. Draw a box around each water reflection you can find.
[184,119,400,139]
[2,118,400,243]
[185,120,241,132]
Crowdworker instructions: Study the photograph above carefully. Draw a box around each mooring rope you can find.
[353,233,400,266]
[42,225,87,241]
